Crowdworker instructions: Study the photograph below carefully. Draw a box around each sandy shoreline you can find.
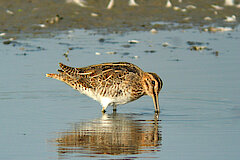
[0,0,239,38]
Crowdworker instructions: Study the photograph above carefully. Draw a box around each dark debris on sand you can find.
[0,0,239,38]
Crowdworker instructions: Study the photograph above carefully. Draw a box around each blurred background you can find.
[0,0,239,38]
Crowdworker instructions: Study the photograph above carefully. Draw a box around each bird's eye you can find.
[152,81,155,85]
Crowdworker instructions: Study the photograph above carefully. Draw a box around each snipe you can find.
[46,62,163,113]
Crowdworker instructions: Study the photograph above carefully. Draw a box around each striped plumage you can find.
[46,62,163,113]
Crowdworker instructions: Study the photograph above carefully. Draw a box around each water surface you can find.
[0,28,240,160]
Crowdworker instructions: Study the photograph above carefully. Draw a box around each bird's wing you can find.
[59,62,143,89]
[59,62,142,78]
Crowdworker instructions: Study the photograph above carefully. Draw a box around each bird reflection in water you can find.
[55,113,162,157]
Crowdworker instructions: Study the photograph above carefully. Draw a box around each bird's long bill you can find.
[152,92,160,113]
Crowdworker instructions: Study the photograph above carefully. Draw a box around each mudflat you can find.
[0,0,239,38]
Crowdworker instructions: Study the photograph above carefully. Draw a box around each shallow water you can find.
[1,28,240,160]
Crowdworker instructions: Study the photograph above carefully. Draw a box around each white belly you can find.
[79,88,132,107]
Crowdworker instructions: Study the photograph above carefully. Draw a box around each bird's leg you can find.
[101,105,108,113]
[113,103,117,112]
[101,109,106,113]
[155,110,160,113]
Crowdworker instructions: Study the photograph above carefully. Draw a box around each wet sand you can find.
[0,0,239,38]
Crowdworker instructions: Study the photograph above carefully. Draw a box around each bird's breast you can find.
[78,85,133,106]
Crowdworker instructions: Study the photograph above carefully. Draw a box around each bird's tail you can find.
[46,70,77,89]
[46,73,61,80]
[46,69,65,81]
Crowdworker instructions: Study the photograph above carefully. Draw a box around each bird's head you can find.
[142,72,163,112]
